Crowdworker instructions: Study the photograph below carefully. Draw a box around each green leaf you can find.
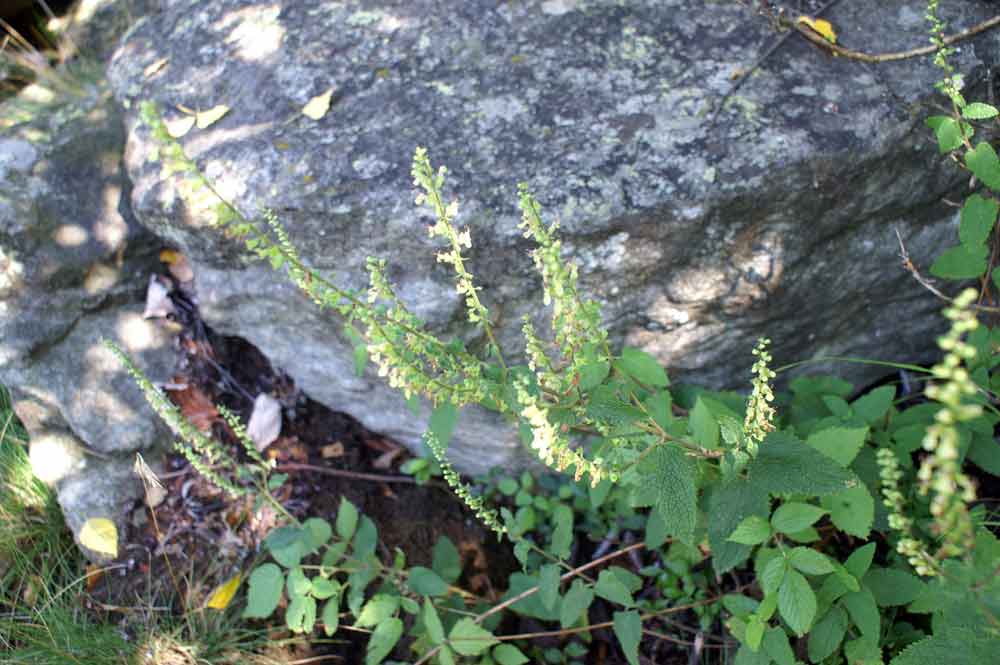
[779,569,817,636]
[960,194,999,248]
[708,479,771,575]
[761,556,787,596]
[821,484,875,538]
[862,568,925,606]
[354,516,378,559]
[356,594,400,628]
[243,563,284,619]
[763,627,796,665]
[844,542,876,579]
[927,115,963,153]
[808,606,848,663]
[286,594,316,633]
[963,102,1000,120]
[365,617,403,665]
[930,243,990,280]
[643,390,673,430]
[449,618,499,656]
[788,547,835,576]
[616,347,669,387]
[723,594,761,617]
[966,141,1000,190]
[578,361,611,391]
[728,515,772,545]
[586,385,645,426]
[311,577,339,600]
[749,431,859,496]
[631,445,698,544]
[613,611,642,665]
[408,567,448,597]
[335,497,359,541]
[429,402,459,448]
[844,635,880,664]
[745,615,765,651]
[423,598,445,645]
[303,517,333,552]
[771,502,827,534]
[432,536,462,584]
[538,564,561,611]
[264,526,306,568]
[689,396,720,450]
[322,541,348,569]
[851,386,896,425]
[842,588,879,638]
[560,579,595,628]
[321,597,340,636]
[735,643,773,665]
[550,504,574,560]
[286,566,311,597]
[596,569,635,607]
[493,644,530,665]
[968,434,1000,474]
[644,506,669,549]
[807,426,868,467]
[890,628,998,665]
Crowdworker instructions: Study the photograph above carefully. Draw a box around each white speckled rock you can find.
[106,0,993,473]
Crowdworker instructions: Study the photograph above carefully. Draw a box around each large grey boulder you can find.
[106,0,990,474]
[0,71,172,562]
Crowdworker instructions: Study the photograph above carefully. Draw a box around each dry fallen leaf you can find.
[195,104,230,129]
[302,87,334,120]
[206,573,242,609]
[798,16,837,44]
[372,448,402,470]
[247,393,282,452]
[165,113,196,138]
[143,275,175,320]
[143,58,169,77]
[168,383,219,432]
[160,249,194,282]
[79,518,118,558]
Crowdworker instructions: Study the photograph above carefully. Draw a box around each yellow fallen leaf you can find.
[165,114,196,138]
[143,58,169,77]
[206,573,242,609]
[302,87,334,120]
[196,104,230,129]
[79,518,118,558]
[798,16,837,44]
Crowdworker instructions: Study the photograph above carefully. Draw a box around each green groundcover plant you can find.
[109,3,1000,663]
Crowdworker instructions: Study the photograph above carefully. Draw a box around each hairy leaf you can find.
[771,502,827,534]
[808,606,848,663]
[708,479,770,575]
[863,568,925,606]
[778,569,817,635]
[616,347,669,387]
[749,431,859,496]
[821,484,875,538]
[806,426,868,467]
[632,445,697,544]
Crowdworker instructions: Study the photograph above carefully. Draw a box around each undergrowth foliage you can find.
[112,3,1000,661]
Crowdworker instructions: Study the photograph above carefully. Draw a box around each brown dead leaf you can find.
[167,384,219,432]
[372,448,402,470]
[247,393,282,452]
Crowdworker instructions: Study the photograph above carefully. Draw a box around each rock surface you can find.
[104,0,993,473]
[0,69,172,561]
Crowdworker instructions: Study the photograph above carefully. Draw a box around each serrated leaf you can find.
[321,596,340,636]
[206,573,242,609]
[354,516,378,559]
[365,617,403,665]
[771,502,827,534]
[968,434,1000,474]
[821,485,874,538]
[356,594,400,628]
[302,87,334,120]
[778,569,817,636]
[763,627,796,665]
[735,643,772,665]
[631,445,698,544]
[931,243,990,280]
[723,593,761,617]
[966,141,1000,190]
[844,542,876,579]
[808,606,848,663]
[689,396,720,449]
[644,506,669,549]
[842,588,879,638]
[578,361,611,391]
[596,569,635,607]
[762,556,787,596]
[586,385,644,426]
[788,547,835,576]
[617,347,669,387]
[79,518,118,558]
[336,497,359,540]
[613,611,642,665]
[745,615,765,650]
[960,194,999,248]
[303,517,333,552]
[862,568,925,606]
[962,102,999,120]
[538,564,561,611]
[560,579,595,628]
[926,115,963,153]
[806,426,868,467]
[449,618,499,656]
[550,503,574,559]
[749,431,859,496]
[708,479,771,575]
[890,628,997,665]
[243,563,283,619]
[408,567,448,597]
[492,643,530,665]
[851,385,896,424]
[728,515,772,545]
[423,597,445,645]
[432,536,462,584]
